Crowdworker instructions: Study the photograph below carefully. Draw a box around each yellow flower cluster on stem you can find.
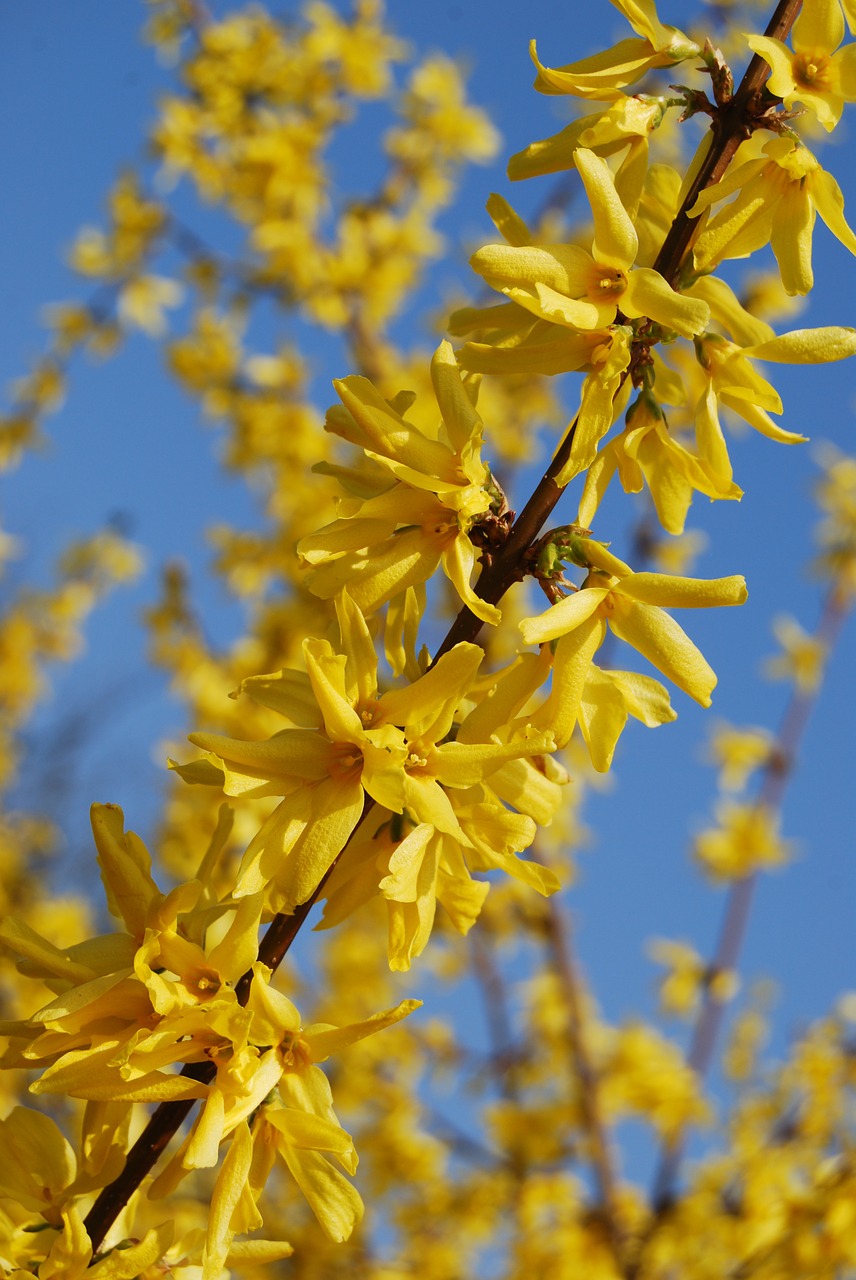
[3,0,856,1275]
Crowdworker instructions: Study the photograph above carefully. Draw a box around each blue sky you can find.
[1,0,854,1108]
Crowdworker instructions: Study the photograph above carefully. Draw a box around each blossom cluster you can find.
[0,1,855,1277]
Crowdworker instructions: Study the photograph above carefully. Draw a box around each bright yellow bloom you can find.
[648,938,738,1018]
[578,390,742,536]
[530,0,699,102]
[178,592,556,914]
[690,137,856,295]
[118,273,184,335]
[471,149,709,338]
[694,326,856,488]
[747,0,856,131]
[599,1022,711,1139]
[507,95,665,182]
[0,1108,76,1224]
[298,342,502,626]
[521,535,747,708]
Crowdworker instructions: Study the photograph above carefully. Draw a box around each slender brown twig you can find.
[543,897,629,1270]
[649,582,850,1212]
[85,0,805,1254]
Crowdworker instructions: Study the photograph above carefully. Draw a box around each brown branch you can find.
[86,0,805,1254]
[649,583,850,1213]
[84,817,363,1251]
[543,898,628,1272]
[652,0,805,288]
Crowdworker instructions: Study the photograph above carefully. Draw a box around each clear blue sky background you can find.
[1,0,854,1118]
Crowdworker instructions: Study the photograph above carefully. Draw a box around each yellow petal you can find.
[744,326,856,363]
[306,999,421,1061]
[616,572,748,608]
[521,586,609,645]
[608,598,717,705]
[575,147,638,269]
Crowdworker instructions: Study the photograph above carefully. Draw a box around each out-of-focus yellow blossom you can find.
[747,0,856,131]
[118,274,184,335]
[303,0,406,98]
[298,342,503,626]
[167,309,243,414]
[707,720,777,791]
[387,53,501,178]
[649,937,739,1017]
[694,800,793,879]
[530,0,699,102]
[689,137,856,295]
[42,302,120,358]
[599,1022,711,1139]
[69,174,166,278]
[723,1002,770,1081]
[521,533,747,709]
[813,445,856,595]
[764,613,828,691]
[648,528,709,576]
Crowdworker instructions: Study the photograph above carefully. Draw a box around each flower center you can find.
[330,741,363,778]
[793,52,833,91]
[591,266,627,299]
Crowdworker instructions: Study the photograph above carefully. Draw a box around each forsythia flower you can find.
[747,0,856,131]
[764,613,828,691]
[530,0,699,101]
[689,137,856,295]
[648,938,738,1018]
[693,326,856,488]
[707,721,777,791]
[470,149,709,340]
[507,95,665,182]
[175,591,557,917]
[0,805,418,1247]
[298,342,503,626]
[520,534,747,710]
[578,390,741,536]
[694,801,793,879]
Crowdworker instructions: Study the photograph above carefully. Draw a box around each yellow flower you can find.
[530,0,699,102]
[707,721,776,791]
[690,137,856,295]
[0,1108,76,1224]
[178,592,555,913]
[470,149,709,339]
[118,273,184,335]
[521,535,747,708]
[298,342,502,626]
[693,326,856,488]
[764,614,828,691]
[578,390,742,537]
[507,95,665,182]
[747,0,856,131]
[694,801,793,879]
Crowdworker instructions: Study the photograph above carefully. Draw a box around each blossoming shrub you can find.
[1,1,855,1276]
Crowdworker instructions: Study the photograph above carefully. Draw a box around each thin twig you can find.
[543,897,628,1271]
[650,583,850,1212]
[85,0,805,1254]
